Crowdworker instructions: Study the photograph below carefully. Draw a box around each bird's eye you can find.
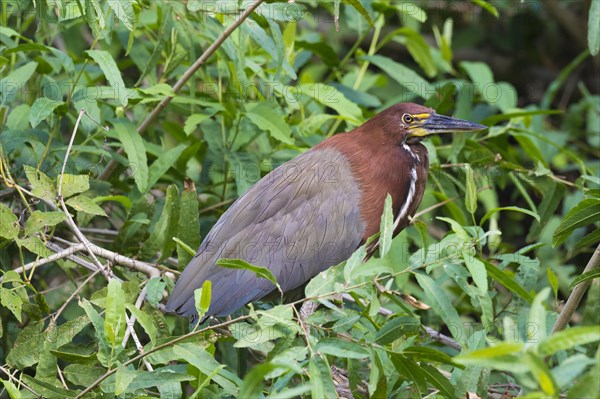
[402,114,414,124]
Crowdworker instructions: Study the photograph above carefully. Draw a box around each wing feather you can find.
[165,147,364,317]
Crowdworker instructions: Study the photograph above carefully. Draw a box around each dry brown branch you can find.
[552,243,600,333]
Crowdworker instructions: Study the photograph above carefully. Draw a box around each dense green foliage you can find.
[1,0,599,398]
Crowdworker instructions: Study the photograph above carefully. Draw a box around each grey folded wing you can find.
[164,147,364,318]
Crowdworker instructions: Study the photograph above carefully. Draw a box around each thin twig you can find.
[0,365,40,397]
[0,243,86,283]
[57,109,112,278]
[552,243,600,333]
[97,0,266,181]
[52,269,102,322]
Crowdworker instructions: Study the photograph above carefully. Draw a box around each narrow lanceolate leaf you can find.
[539,326,600,356]
[238,363,276,398]
[29,97,65,128]
[114,120,148,193]
[107,0,136,31]
[528,288,550,343]
[483,260,534,303]
[462,253,488,295]
[480,206,540,226]
[177,179,201,266]
[217,259,281,293]
[146,144,187,190]
[570,268,600,289]
[104,279,126,346]
[245,103,293,144]
[194,281,212,322]
[309,355,337,399]
[293,83,363,123]
[379,194,394,257]
[363,55,434,100]
[145,185,180,261]
[553,198,600,247]
[415,274,463,343]
[465,165,477,215]
[85,49,128,105]
[316,339,370,359]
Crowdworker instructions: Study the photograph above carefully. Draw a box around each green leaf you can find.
[59,174,90,198]
[193,280,212,322]
[217,258,281,294]
[1,379,21,399]
[480,206,540,226]
[24,210,66,236]
[184,111,217,135]
[539,326,600,356]
[24,165,55,203]
[462,253,488,295]
[29,97,65,128]
[177,179,201,266]
[379,194,394,257]
[115,365,137,396]
[394,28,436,77]
[104,279,126,346]
[0,203,19,240]
[0,287,23,322]
[146,144,187,191]
[457,342,524,362]
[316,339,370,359]
[292,83,362,123]
[363,55,433,99]
[589,0,600,55]
[309,355,337,399]
[547,266,559,299]
[570,268,600,289]
[415,274,463,343]
[523,351,558,396]
[0,62,37,104]
[374,316,420,344]
[471,0,499,17]
[479,109,562,126]
[86,49,128,105]
[63,364,104,387]
[461,61,494,94]
[125,304,157,342]
[107,0,136,30]
[66,195,107,216]
[576,228,600,249]
[390,354,427,396]
[420,364,456,398]
[238,363,276,398]
[245,103,293,144]
[465,165,477,215]
[145,185,180,261]
[114,120,148,193]
[343,0,373,25]
[553,199,600,246]
[173,343,241,393]
[529,287,550,343]
[145,277,167,307]
[402,346,460,367]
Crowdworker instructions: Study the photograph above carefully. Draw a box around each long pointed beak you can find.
[410,114,487,138]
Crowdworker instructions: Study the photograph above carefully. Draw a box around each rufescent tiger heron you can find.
[165,103,486,320]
